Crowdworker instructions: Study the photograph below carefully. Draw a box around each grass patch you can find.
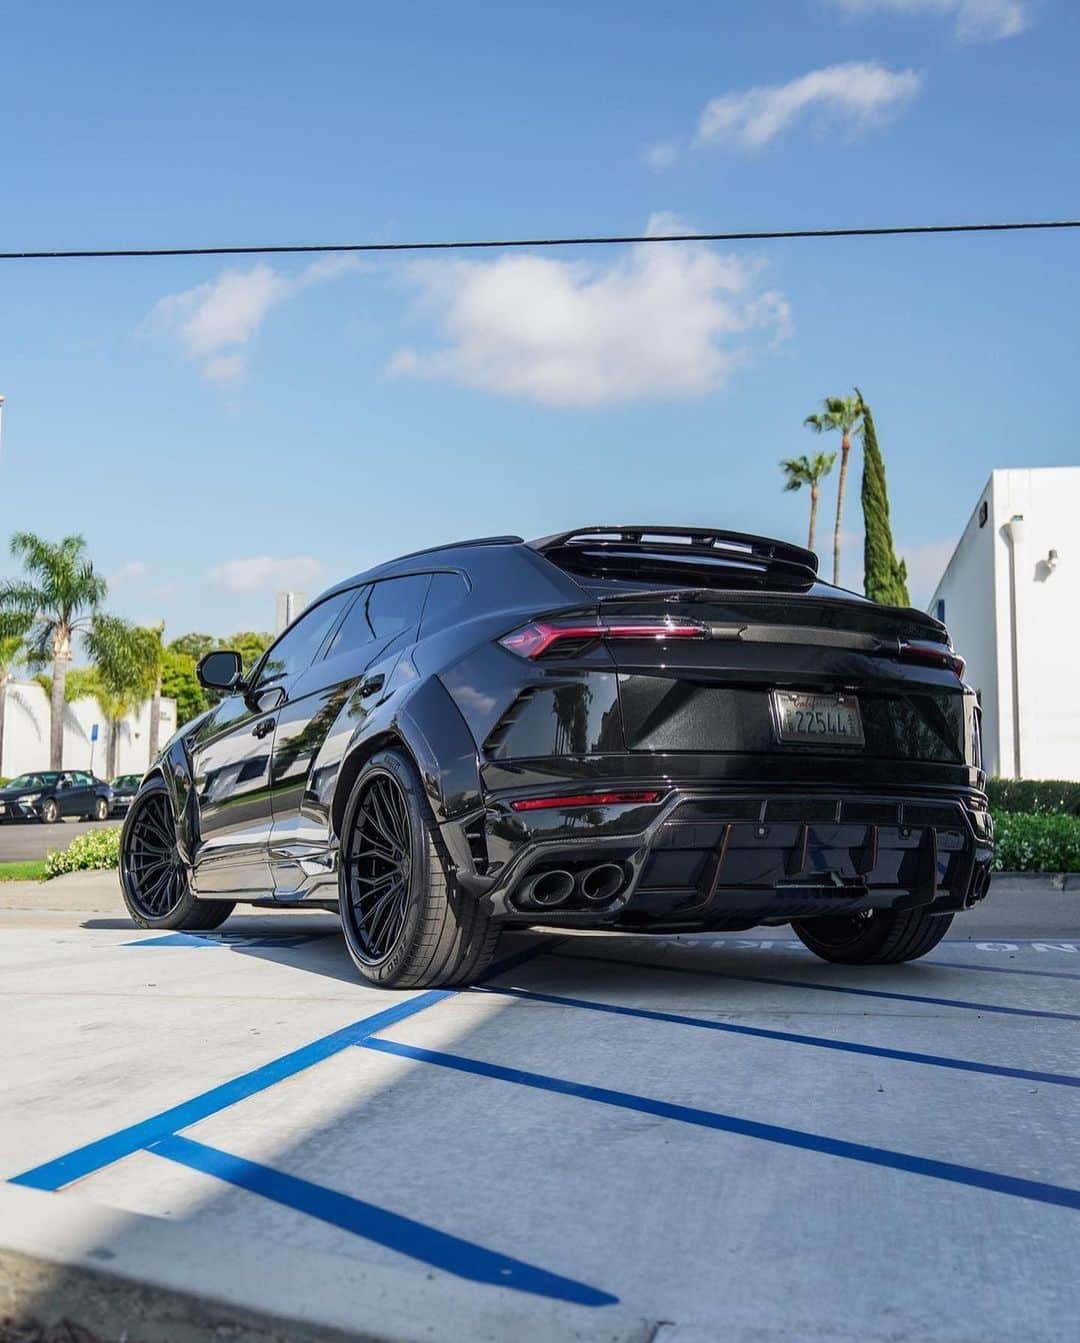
[0,859,48,881]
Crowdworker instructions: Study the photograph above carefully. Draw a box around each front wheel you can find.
[120,779,234,931]
[40,799,60,824]
[90,797,109,821]
[338,749,497,989]
[791,907,953,965]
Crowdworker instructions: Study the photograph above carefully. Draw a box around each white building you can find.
[928,467,1080,781]
[0,679,176,780]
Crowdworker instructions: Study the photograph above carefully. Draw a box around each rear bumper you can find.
[454,787,994,929]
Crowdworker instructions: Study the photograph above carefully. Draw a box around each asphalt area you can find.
[2,877,1078,1341]
[0,817,118,861]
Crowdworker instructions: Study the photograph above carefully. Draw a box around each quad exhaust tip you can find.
[579,862,626,903]
[522,868,576,908]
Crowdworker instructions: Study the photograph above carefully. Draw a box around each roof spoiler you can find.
[529,524,819,587]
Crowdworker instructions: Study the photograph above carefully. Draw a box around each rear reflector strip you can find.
[500,620,705,660]
[510,790,662,813]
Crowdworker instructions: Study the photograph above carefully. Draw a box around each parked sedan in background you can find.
[0,771,112,823]
[109,774,142,815]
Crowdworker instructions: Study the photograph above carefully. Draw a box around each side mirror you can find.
[197,649,244,691]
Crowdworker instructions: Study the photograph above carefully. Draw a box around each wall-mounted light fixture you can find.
[1046,548,1059,572]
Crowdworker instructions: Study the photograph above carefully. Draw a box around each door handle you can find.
[252,717,276,739]
[359,673,385,699]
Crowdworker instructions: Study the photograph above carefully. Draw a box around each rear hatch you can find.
[528,528,973,767]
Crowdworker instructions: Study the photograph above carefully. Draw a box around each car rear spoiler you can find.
[529,524,820,589]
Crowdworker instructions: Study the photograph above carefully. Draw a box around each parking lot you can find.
[2,875,1078,1341]
[0,816,117,862]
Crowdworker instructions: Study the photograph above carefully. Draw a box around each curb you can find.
[0,1184,654,1343]
[993,871,1078,890]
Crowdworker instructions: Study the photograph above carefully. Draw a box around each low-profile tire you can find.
[120,778,235,931]
[41,799,61,824]
[338,748,498,989]
[791,907,953,965]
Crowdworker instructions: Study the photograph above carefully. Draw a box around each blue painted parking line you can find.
[480,985,1080,1089]
[550,950,1080,1022]
[150,1134,616,1307]
[9,937,558,1192]
[11,990,451,1192]
[362,1038,1080,1213]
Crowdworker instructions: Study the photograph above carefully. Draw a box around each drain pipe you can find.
[1003,514,1025,779]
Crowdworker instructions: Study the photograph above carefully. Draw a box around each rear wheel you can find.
[791,907,953,965]
[338,748,497,989]
[120,779,234,931]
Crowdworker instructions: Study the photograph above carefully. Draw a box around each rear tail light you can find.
[510,790,661,812]
[898,640,965,679]
[499,618,706,660]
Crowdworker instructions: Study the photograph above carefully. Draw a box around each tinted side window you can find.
[420,572,470,636]
[367,576,431,643]
[257,592,353,685]
[324,585,376,660]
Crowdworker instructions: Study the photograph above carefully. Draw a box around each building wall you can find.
[927,477,1001,773]
[1,680,176,779]
[990,468,1080,781]
[929,467,1080,782]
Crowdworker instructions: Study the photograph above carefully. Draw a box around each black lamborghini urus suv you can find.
[119,527,993,987]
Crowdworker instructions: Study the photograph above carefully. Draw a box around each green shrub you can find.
[986,779,1080,817]
[44,826,122,878]
[990,810,1080,873]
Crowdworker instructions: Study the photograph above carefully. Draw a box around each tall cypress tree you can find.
[860,399,910,606]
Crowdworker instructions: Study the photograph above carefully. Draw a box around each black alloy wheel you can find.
[791,906,953,964]
[338,748,497,989]
[123,790,188,919]
[119,780,234,931]
[345,771,414,964]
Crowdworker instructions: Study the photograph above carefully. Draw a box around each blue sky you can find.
[1,0,1077,638]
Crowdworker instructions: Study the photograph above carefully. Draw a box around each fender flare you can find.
[331,676,483,842]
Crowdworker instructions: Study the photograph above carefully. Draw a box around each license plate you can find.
[773,691,864,747]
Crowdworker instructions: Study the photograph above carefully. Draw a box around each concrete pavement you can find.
[1,873,1077,1341]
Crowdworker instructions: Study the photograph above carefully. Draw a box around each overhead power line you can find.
[0,218,1078,261]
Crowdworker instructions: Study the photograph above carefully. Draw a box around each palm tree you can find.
[0,534,107,769]
[140,623,167,761]
[69,666,141,778]
[803,392,866,586]
[780,451,836,553]
[84,613,160,763]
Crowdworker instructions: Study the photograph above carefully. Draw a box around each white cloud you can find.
[202,354,247,384]
[696,62,921,150]
[145,257,360,382]
[643,139,682,171]
[108,560,148,588]
[830,0,1033,42]
[386,215,792,407]
[208,555,325,594]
